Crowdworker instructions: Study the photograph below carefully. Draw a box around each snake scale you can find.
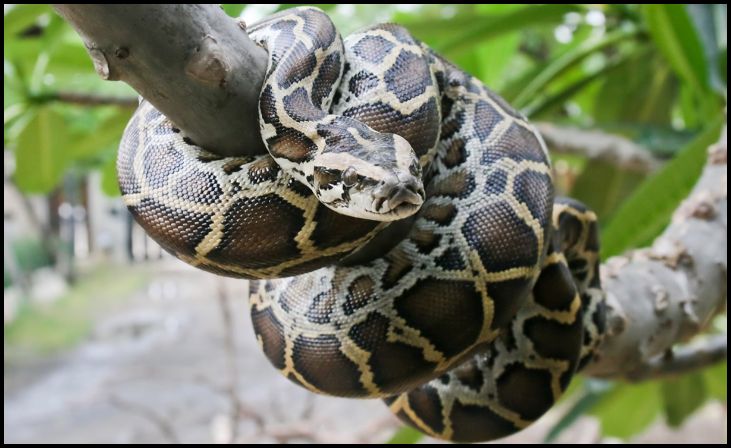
[117,7,606,442]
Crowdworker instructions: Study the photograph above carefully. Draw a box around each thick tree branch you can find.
[52,4,268,157]
[585,125,727,378]
[53,5,726,381]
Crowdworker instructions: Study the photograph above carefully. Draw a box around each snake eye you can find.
[314,166,339,188]
[342,167,358,187]
[409,162,421,177]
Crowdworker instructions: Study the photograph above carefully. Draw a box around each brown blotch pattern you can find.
[496,363,554,420]
[381,248,415,289]
[343,275,376,315]
[409,228,442,254]
[292,334,365,396]
[348,312,438,394]
[394,278,483,358]
[421,203,457,226]
[251,306,287,369]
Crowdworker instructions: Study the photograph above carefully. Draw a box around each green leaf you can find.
[4,108,36,152]
[718,47,727,86]
[408,5,582,56]
[479,33,521,91]
[221,4,246,17]
[661,372,707,427]
[13,106,70,193]
[601,116,724,258]
[641,5,709,96]
[591,381,661,439]
[571,158,647,225]
[678,82,702,130]
[4,10,66,78]
[70,108,133,160]
[11,103,133,194]
[45,41,98,77]
[449,32,521,90]
[593,49,678,127]
[386,426,424,444]
[3,4,51,41]
[400,5,520,41]
[702,361,727,401]
[544,380,607,443]
[4,59,27,110]
[513,27,640,109]
[525,52,629,118]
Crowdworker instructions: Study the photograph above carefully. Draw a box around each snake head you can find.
[313,125,424,221]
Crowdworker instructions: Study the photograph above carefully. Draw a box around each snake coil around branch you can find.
[117,7,607,442]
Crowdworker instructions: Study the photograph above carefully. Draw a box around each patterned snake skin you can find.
[117,7,606,442]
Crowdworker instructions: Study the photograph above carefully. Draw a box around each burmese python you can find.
[117,7,606,442]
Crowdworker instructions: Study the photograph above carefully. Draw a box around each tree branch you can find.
[53,4,726,382]
[536,122,661,173]
[33,91,138,108]
[108,394,181,444]
[585,125,727,378]
[52,4,268,157]
[624,334,727,381]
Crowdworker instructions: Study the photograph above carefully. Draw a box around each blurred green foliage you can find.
[4,3,727,442]
[543,354,727,442]
[4,4,134,195]
[386,426,424,444]
[11,237,53,273]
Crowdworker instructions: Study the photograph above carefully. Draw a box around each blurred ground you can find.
[3,261,727,443]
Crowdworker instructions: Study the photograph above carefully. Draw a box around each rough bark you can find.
[585,126,727,378]
[52,4,268,157]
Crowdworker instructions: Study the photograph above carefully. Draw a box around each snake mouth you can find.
[389,201,422,218]
[371,183,424,218]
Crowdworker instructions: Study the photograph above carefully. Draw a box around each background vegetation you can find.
[4,4,726,443]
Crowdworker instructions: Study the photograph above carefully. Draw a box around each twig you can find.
[108,394,181,444]
[267,424,323,444]
[53,4,268,156]
[352,414,402,443]
[536,122,661,173]
[32,91,138,108]
[625,334,727,381]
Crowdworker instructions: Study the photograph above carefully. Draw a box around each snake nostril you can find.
[387,182,424,209]
[403,178,424,198]
[374,176,399,199]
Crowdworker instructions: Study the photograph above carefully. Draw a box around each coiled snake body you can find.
[118,7,606,442]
